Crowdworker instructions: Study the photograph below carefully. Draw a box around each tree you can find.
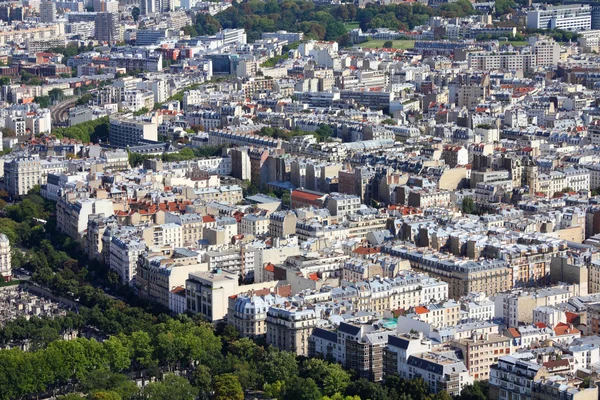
[314,124,334,142]
[264,380,286,399]
[190,365,212,400]
[259,348,299,384]
[322,364,351,396]
[88,391,122,400]
[131,7,140,22]
[383,40,394,48]
[213,374,243,400]
[461,196,475,214]
[48,88,65,102]
[141,374,198,400]
[286,377,322,400]
[457,382,488,400]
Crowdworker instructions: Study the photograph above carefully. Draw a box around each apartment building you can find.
[266,306,318,356]
[186,270,239,321]
[109,117,158,148]
[527,5,591,32]
[141,223,182,249]
[0,234,11,282]
[327,193,361,218]
[489,354,548,400]
[193,185,243,205]
[452,333,512,380]
[269,211,298,238]
[338,322,392,381]
[136,248,206,308]
[387,246,513,299]
[165,213,204,246]
[4,156,42,197]
[57,198,115,242]
[240,214,269,237]
[85,214,117,261]
[409,300,461,328]
[109,237,146,286]
[227,290,287,338]
[494,287,571,328]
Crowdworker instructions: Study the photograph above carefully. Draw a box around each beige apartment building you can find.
[266,306,318,356]
[452,334,512,380]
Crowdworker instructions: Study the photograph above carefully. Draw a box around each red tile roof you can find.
[202,215,216,223]
[507,327,521,337]
[292,190,324,202]
[554,322,580,336]
[565,312,578,324]
[264,263,275,272]
[414,306,429,315]
[353,246,381,255]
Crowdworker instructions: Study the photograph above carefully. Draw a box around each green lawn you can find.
[0,279,21,287]
[344,21,360,30]
[500,40,530,46]
[359,40,416,50]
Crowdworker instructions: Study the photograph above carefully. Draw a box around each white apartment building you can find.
[186,269,239,321]
[109,237,146,286]
[4,156,41,197]
[0,233,11,282]
[196,157,232,176]
[327,193,361,217]
[266,306,318,356]
[228,291,286,338]
[142,223,183,248]
[489,354,545,400]
[385,335,473,397]
[122,90,155,112]
[527,4,591,32]
[109,116,158,147]
[240,214,269,237]
[562,167,590,192]
[57,197,115,241]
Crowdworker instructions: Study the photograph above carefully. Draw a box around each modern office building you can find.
[109,117,158,147]
[94,12,121,43]
[39,1,56,23]
[527,5,592,31]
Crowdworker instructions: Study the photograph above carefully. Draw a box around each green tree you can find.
[323,364,351,396]
[34,96,51,108]
[103,336,131,372]
[286,377,321,400]
[48,88,65,102]
[461,196,475,214]
[131,7,140,21]
[457,382,488,400]
[383,40,394,48]
[213,374,243,400]
[190,365,212,400]
[88,391,122,400]
[141,374,198,400]
[263,380,286,399]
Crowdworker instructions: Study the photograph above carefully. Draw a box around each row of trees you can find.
[210,0,477,44]
[256,125,334,142]
[0,312,489,400]
[53,117,110,143]
[127,145,224,168]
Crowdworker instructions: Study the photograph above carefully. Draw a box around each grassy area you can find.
[344,21,360,30]
[500,40,530,46]
[359,39,416,50]
[0,279,21,287]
